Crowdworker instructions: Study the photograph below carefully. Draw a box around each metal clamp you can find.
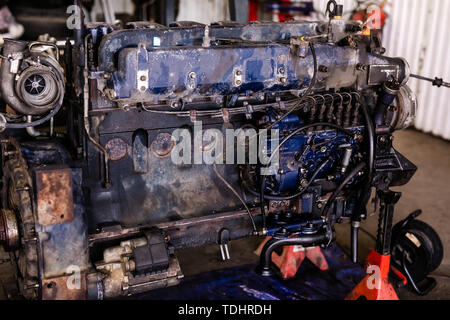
[28,41,60,61]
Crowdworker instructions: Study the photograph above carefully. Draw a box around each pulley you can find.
[0,209,20,252]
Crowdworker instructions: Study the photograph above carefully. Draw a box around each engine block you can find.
[0,10,418,300]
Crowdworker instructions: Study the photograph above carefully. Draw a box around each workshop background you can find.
[0,0,449,300]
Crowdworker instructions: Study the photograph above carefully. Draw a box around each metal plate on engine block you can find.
[35,167,74,226]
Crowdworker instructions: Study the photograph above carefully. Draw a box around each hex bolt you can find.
[318,65,328,73]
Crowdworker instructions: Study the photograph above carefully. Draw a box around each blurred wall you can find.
[383,0,450,140]
[176,0,230,24]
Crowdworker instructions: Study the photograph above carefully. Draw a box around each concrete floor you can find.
[1,129,449,300]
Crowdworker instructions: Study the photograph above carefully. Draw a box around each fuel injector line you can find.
[212,163,257,233]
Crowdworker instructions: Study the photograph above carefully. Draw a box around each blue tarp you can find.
[136,245,366,300]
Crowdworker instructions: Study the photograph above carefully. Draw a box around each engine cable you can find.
[212,162,257,233]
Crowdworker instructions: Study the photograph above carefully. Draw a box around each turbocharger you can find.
[0,39,65,119]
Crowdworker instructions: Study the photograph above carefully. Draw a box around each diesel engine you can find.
[0,3,418,300]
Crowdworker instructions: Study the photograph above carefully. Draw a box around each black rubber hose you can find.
[256,229,336,276]
[5,104,64,130]
[352,102,375,217]
[361,102,374,179]
[321,162,367,223]
[349,102,375,263]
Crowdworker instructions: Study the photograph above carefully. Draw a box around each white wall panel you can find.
[177,0,230,24]
[383,0,450,140]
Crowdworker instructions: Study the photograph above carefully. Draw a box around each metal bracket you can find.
[233,69,243,87]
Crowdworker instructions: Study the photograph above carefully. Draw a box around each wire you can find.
[360,226,377,242]
[321,162,367,223]
[212,162,257,233]
[4,103,63,129]
[244,158,331,201]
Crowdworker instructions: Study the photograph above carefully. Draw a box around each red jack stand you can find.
[256,237,329,279]
[347,190,403,300]
[345,250,399,300]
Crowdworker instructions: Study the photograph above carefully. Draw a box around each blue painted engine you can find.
[262,113,363,196]
[0,2,420,300]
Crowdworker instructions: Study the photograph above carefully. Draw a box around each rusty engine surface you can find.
[0,2,419,300]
